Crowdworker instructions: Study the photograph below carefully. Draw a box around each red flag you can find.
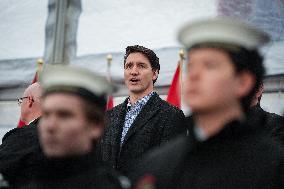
[31,71,38,84]
[166,61,181,108]
[106,95,114,110]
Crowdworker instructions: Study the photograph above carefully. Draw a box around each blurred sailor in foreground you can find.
[26,65,130,189]
[130,17,284,189]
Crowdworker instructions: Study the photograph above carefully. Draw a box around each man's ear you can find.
[236,71,256,98]
[89,123,104,140]
[152,69,158,81]
[28,96,34,108]
[255,83,264,99]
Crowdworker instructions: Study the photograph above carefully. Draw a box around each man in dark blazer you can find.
[0,82,43,187]
[99,45,187,174]
[130,18,284,189]
[248,83,284,145]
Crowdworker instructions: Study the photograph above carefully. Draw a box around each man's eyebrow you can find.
[137,62,147,64]
[125,61,133,65]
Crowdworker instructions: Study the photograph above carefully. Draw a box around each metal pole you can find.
[106,54,113,82]
[44,0,81,65]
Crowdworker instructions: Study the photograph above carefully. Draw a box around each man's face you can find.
[124,52,158,96]
[184,48,245,114]
[39,93,99,157]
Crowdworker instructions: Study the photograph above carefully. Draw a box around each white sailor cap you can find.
[40,65,116,109]
[178,17,270,50]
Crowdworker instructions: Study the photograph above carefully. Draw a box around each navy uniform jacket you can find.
[247,104,284,145]
[24,149,130,189]
[130,116,284,189]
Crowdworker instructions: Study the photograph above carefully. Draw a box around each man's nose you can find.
[43,116,57,133]
[130,66,139,75]
[187,67,201,81]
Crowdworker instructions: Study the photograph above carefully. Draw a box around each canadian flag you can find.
[166,61,182,109]
[106,95,114,110]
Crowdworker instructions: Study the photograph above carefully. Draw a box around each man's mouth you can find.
[187,88,199,96]
[130,78,139,83]
[44,138,57,147]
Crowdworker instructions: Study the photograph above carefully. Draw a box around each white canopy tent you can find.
[0,0,283,136]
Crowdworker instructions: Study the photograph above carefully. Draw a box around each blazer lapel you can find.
[122,94,162,145]
[109,100,128,160]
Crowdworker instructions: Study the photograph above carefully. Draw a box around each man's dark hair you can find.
[80,97,106,142]
[81,97,105,126]
[256,82,264,105]
[124,45,160,84]
[43,91,106,126]
[228,48,264,112]
[190,43,265,112]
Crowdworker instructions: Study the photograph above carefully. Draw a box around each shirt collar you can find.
[28,119,36,125]
[193,119,246,142]
[193,124,208,142]
[127,91,155,110]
